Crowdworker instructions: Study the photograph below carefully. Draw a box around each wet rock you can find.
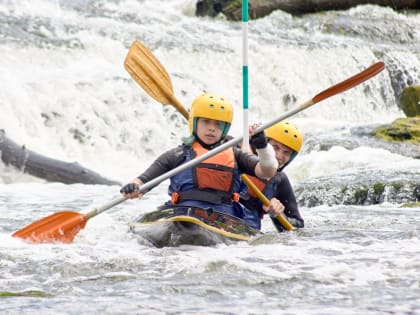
[295,179,420,207]
[399,85,420,117]
[401,201,420,207]
[303,124,420,159]
[373,117,420,145]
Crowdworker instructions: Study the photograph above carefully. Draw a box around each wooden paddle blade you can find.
[125,40,173,99]
[124,40,189,119]
[312,61,385,104]
[12,211,88,244]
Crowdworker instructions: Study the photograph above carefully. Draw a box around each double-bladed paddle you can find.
[12,40,385,243]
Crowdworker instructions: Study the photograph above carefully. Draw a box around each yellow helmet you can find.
[189,93,233,138]
[265,121,303,153]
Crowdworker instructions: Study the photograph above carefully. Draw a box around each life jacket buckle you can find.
[171,192,180,204]
[231,192,240,202]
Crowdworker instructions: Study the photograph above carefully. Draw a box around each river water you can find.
[0,1,419,314]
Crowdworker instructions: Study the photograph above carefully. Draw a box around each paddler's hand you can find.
[120,180,144,199]
[250,129,267,149]
[251,128,278,176]
[263,198,285,217]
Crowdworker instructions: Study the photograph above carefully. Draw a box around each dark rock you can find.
[196,0,420,20]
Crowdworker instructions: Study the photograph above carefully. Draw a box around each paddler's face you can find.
[196,118,224,145]
[268,139,293,167]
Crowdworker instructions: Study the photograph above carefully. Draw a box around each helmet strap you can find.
[192,117,198,135]
[289,151,298,162]
[221,123,231,139]
[278,151,298,171]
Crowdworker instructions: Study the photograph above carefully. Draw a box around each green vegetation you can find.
[391,182,403,192]
[354,186,369,204]
[0,290,51,298]
[373,182,385,196]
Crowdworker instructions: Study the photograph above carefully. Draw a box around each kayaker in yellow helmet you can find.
[120,93,280,219]
[240,120,305,231]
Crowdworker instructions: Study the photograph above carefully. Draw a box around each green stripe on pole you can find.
[242,66,249,109]
[242,0,248,21]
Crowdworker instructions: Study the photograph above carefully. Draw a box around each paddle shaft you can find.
[241,174,294,231]
[168,93,189,119]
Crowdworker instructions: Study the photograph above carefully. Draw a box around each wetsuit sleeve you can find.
[138,146,186,186]
[274,172,304,228]
[234,147,259,176]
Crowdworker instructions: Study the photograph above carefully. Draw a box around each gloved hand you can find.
[120,183,140,194]
[250,131,267,149]
[120,183,142,199]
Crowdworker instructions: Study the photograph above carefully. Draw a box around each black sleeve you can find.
[138,146,186,185]
[274,172,304,228]
[234,147,259,176]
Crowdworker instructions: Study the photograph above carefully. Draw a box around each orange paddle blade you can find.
[12,211,88,243]
[312,61,385,104]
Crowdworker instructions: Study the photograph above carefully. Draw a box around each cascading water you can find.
[0,1,419,314]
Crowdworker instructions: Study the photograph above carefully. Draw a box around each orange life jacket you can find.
[192,141,235,192]
[169,142,240,205]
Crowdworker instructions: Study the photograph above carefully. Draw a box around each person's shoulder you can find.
[234,146,256,157]
[234,147,259,168]
[233,146,246,157]
[167,144,188,157]
[157,145,188,167]
[276,171,291,183]
[164,144,191,162]
[225,136,242,149]
[278,171,288,178]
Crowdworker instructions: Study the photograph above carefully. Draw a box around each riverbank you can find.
[196,0,420,19]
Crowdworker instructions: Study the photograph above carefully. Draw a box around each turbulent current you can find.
[0,1,419,314]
